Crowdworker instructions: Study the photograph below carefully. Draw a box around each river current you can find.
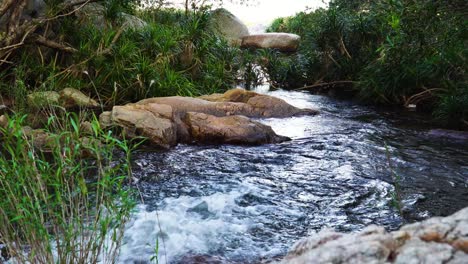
[118,88,468,263]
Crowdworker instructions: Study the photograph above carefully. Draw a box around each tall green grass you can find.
[0,114,136,263]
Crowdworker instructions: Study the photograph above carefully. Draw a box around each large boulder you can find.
[210,8,249,46]
[110,104,178,149]
[184,112,290,145]
[241,33,301,52]
[279,207,468,264]
[100,89,314,148]
[198,88,319,117]
[76,3,147,31]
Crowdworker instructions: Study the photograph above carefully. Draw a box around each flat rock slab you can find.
[185,112,290,145]
[241,33,301,52]
[279,207,468,264]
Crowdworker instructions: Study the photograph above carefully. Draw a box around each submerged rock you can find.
[187,201,215,219]
[279,207,468,264]
[241,33,301,52]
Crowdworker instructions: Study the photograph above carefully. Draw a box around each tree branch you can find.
[34,35,77,53]
[294,81,357,91]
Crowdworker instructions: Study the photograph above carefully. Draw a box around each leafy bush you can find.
[265,0,467,127]
[0,3,241,107]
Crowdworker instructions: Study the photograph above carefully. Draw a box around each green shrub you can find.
[0,4,240,106]
[264,0,467,127]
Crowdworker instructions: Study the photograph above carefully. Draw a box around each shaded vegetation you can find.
[0,1,242,111]
[265,0,467,128]
[0,113,136,263]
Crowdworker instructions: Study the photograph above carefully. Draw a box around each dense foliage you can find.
[0,114,136,263]
[0,1,241,110]
[266,0,467,128]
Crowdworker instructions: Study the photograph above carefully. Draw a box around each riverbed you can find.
[118,88,468,263]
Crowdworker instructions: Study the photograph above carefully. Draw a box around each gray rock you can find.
[241,33,301,52]
[279,207,468,264]
[101,89,317,148]
[187,201,214,219]
[75,3,147,31]
[210,8,249,46]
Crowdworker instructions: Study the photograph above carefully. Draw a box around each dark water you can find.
[118,88,468,263]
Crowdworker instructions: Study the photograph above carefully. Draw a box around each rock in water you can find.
[187,201,215,219]
[279,207,468,264]
[210,8,249,46]
[185,112,290,145]
[146,88,319,118]
[241,33,301,52]
[101,88,317,148]
[110,104,178,149]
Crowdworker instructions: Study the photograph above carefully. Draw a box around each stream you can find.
[118,87,468,264]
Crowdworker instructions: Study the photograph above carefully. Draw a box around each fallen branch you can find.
[34,35,77,53]
[403,87,444,106]
[294,81,357,91]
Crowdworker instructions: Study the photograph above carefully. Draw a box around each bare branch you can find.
[34,35,78,53]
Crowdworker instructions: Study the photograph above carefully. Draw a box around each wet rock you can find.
[210,8,249,46]
[175,254,230,264]
[187,201,215,219]
[279,207,468,264]
[59,88,99,108]
[102,89,317,148]
[241,33,301,52]
[110,103,178,149]
[185,112,290,145]
[149,88,318,118]
[27,91,60,108]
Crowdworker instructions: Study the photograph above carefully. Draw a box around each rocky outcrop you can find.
[110,104,178,149]
[185,112,290,145]
[101,89,317,148]
[210,8,249,46]
[241,33,301,52]
[280,207,468,264]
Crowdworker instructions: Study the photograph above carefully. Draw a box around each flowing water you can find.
[118,88,468,264]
